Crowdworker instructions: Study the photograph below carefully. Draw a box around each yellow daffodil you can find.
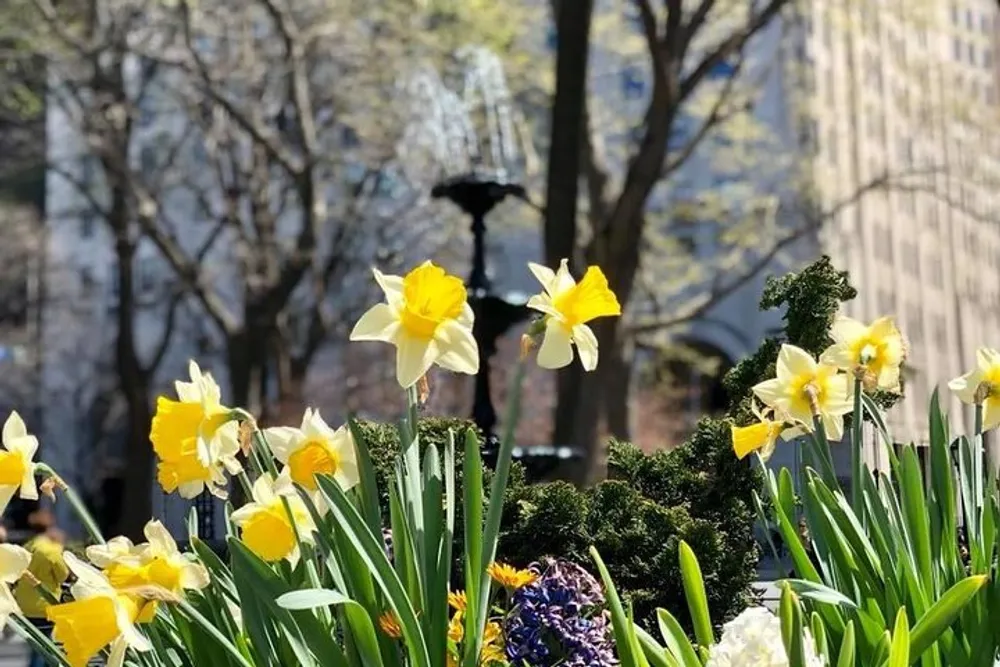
[87,520,210,622]
[151,361,242,499]
[264,408,359,496]
[752,344,853,441]
[378,610,402,638]
[820,315,905,392]
[448,589,467,612]
[0,543,31,628]
[0,411,39,514]
[46,553,150,667]
[731,401,798,461]
[949,347,1000,430]
[350,262,479,388]
[446,612,505,667]
[487,562,538,590]
[231,472,315,565]
[526,260,621,371]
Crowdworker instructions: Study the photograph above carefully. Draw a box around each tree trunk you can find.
[114,233,154,540]
[543,0,593,268]
[604,333,633,441]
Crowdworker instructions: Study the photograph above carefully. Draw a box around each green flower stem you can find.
[36,463,105,545]
[236,470,254,499]
[176,598,254,667]
[467,359,527,667]
[850,377,863,519]
[808,415,838,490]
[974,402,984,510]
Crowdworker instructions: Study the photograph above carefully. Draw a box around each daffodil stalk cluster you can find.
[0,258,622,667]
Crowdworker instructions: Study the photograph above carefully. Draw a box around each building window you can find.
[982,14,992,34]
[968,42,977,65]
[953,37,963,61]
[985,50,994,68]
[966,9,975,29]
[898,137,913,165]
[827,126,837,164]
[951,4,959,24]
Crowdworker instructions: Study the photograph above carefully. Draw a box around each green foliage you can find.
[498,426,758,633]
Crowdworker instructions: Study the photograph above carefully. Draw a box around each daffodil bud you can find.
[974,381,993,405]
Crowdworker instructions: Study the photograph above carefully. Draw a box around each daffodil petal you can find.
[527,262,556,290]
[395,335,437,389]
[776,345,816,382]
[7,434,37,462]
[878,365,901,392]
[373,268,404,301]
[526,294,561,318]
[537,322,574,369]
[829,316,867,345]
[949,369,983,404]
[977,347,1000,371]
[572,324,599,371]
[752,378,785,408]
[107,636,128,667]
[435,320,480,375]
[349,304,399,342]
[64,553,113,595]
[263,427,300,464]
[143,520,178,557]
[18,462,37,501]
[984,397,1000,432]
[823,414,844,442]
[1,412,26,444]
[0,544,30,583]
[251,474,277,506]
[116,601,151,652]
[551,259,577,296]
[176,481,205,499]
[818,342,854,370]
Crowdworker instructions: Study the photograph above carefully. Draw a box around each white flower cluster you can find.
[706,607,824,667]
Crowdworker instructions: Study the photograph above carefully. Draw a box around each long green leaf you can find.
[590,547,641,667]
[909,575,989,664]
[316,474,431,667]
[276,589,384,667]
[347,416,385,537]
[888,608,910,667]
[836,621,856,667]
[655,609,701,667]
[678,541,714,650]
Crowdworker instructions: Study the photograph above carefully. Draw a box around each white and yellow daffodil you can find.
[0,543,31,628]
[949,347,1000,431]
[0,411,39,514]
[150,361,242,499]
[752,344,854,441]
[264,408,359,496]
[231,472,315,565]
[820,315,905,392]
[88,520,209,603]
[349,262,479,389]
[46,553,151,667]
[526,260,621,371]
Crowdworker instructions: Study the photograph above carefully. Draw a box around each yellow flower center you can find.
[48,595,139,667]
[241,503,296,562]
[787,366,836,417]
[0,451,25,485]
[551,266,621,329]
[399,263,466,340]
[288,439,339,490]
[850,335,891,375]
